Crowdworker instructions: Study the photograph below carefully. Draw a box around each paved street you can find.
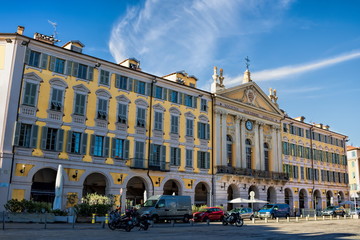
[1,218,360,240]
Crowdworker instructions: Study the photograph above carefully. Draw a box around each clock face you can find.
[246,121,253,130]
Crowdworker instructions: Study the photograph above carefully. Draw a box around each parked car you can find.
[348,207,360,216]
[228,207,254,220]
[258,204,290,219]
[321,206,345,216]
[193,207,224,222]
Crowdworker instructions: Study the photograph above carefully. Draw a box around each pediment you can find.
[218,82,283,115]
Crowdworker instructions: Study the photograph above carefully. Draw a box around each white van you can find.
[138,195,192,223]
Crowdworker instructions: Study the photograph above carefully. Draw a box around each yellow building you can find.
[281,117,348,214]
[0,26,213,211]
[347,146,360,200]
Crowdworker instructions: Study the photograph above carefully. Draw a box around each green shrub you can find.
[4,199,24,213]
[4,199,51,213]
[74,193,114,216]
[51,209,68,216]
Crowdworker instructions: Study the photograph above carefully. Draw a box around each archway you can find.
[338,191,345,204]
[248,185,260,210]
[163,179,180,196]
[126,177,147,208]
[194,182,209,206]
[31,168,57,203]
[299,189,308,210]
[83,173,107,196]
[284,188,294,215]
[326,190,333,207]
[313,190,322,210]
[267,187,277,204]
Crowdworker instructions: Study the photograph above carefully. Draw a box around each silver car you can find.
[229,207,254,220]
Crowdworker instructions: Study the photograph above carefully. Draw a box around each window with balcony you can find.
[170,147,181,166]
[41,127,64,151]
[13,123,38,148]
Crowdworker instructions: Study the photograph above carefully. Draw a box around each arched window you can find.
[227,135,233,167]
[264,143,269,171]
[246,139,252,169]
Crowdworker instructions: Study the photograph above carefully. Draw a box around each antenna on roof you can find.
[48,20,60,44]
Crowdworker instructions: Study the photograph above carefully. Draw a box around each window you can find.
[90,135,110,157]
[29,50,41,67]
[118,103,128,124]
[200,99,207,112]
[293,166,298,179]
[171,115,179,134]
[74,93,86,116]
[283,123,288,133]
[135,80,146,95]
[134,141,145,167]
[198,122,210,140]
[99,70,110,86]
[352,151,356,157]
[49,56,66,74]
[186,149,193,167]
[149,144,166,168]
[112,138,129,159]
[155,86,163,99]
[66,131,87,155]
[154,111,163,131]
[186,119,193,137]
[78,64,88,79]
[41,127,64,151]
[227,135,233,167]
[185,95,193,107]
[50,88,64,111]
[23,82,38,106]
[264,143,269,171]
[171,91,179,103]
[13,123,38,148]
[300,166,304,180]
[197,151,210,169]
[25,50,48,69]
[170,147,181,166]
[352,161,355,167]
[282,142,289,155]
[115,74,128,90]
[137,107,146,128]
[246,139,252,169]
[69,62,94,80]
[97,98,108,120]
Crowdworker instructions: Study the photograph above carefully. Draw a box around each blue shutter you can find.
[146,83,151,96]
[205,152,210,169]
[40,53,48,69]
[133,80,138,93]
[90,134,96,156]
[197,151,201,169]
[177,148,181,166]
[128,78,133,91]
[161,145,166,170]
[13,122,21,146]
[206,123,210,140]
[163,88,167,100]
[115,74,120,88]
[124,140,129,159]
[72,62,79,77]
[66,131,73,153]
[170,147,174,165]
[87,66,94,81]
[111,138,116,158]
[65,61,73,75]
[41,127,48,150]
[104,136,110,157]
[197,122,201,139]
[81,133,88,155]
[57,129,64,152]
[49,56,56,71]
[30,125,39,148]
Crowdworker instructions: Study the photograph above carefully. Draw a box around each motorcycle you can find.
[108,208,150,232]
[222,212,244,227]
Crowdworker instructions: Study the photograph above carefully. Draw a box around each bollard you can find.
[330,215,333,220]
[306,216,309,221]
[337,216,340,220]
[72,215,76,229]
[276,217,279,223]
[252,217,255,224]
[101,221,105,229]
[105,214,109,224]
[287,217,290,222]
[344,215,346,220]
[265,217,268,223]
[300,214,303,218]
[206,218,210,225]
[323,216,325,221]
[171,220,175,227]
[92,214,96,224]
[190,219,194,226]
[296,217,299,222]
[314,215,317,221]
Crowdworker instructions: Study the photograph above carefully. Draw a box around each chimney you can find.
[119,58,141,70]
[34,33,56,45]
[17,26,25,35]
[62,41,85,53]
[294,116,305,122]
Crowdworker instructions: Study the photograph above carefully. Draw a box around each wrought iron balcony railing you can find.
[216,165,289,181]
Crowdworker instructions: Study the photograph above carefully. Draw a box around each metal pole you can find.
[72,214,75,229]
[2,211,5,230]
[44,213,47,229]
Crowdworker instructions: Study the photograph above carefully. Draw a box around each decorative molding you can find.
[49,78,68,88]
[73,84,90,94]
[95,89,111,99]
[169,107,181,115]
[24,72,43,83]
[135,98,149,108]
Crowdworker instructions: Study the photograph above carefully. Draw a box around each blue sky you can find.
[1,0,360,146]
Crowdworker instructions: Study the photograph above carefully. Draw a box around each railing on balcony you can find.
[129,158,170,172]
[216,165,289,181]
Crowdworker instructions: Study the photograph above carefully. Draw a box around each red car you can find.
[193,207,224,222]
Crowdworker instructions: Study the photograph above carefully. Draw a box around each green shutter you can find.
[179,93,184,105]
[41,126,48,150]
[197,122,201,139]
[133,80,138,93]
[146,83,151,96]
[24,49,31,64]
[163,88,167,100]
[72,62,79,77]
[205,152,210,169]
[128,78,133,91]
[66,131,73,153]
[177,148,181,166]
[90,134,95,156]
[104,136,110,157]
[170,147,174,165]
[49,56,56,71]
[194,97,198,109]
[197,151,201,169]
[57,129,64,152]
[30,125,38,148]
[81,133,88,155]
[40,53,48,69]
[206,123,210,140]
[124,140,129,159]
[115,74,120,88]
[65,61,73,75]
[111,138,116,158]
[87,66,94,81]
[13,122,21,146]
[161,145,166,170]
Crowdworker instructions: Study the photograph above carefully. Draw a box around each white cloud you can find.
[108,0,292,78]
[226,50,360,86]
